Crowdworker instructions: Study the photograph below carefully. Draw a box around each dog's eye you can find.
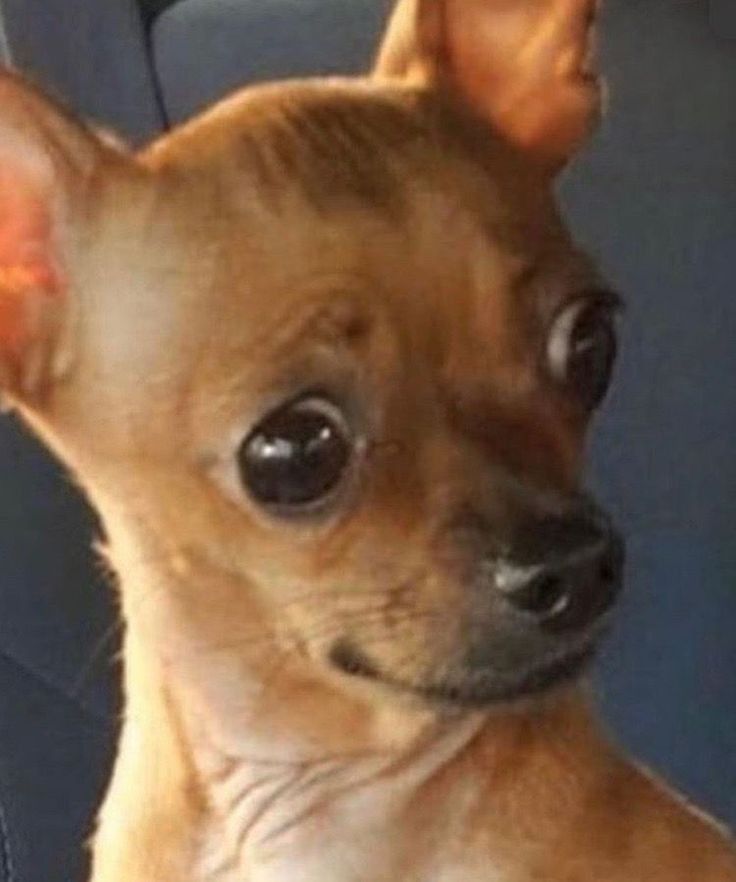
[238,395,352,511]
[548,297,618,411]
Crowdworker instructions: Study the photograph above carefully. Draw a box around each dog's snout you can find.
[494,512,624,633]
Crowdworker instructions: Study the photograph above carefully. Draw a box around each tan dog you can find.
[1,1,735,880]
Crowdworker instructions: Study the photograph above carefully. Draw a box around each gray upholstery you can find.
[562,2,736,818]
[0,0,163,142]
[0,7,10,63]
[152,0,389,123]
[0,654,114,882]
[711,1,736,39]
[0,3,157,879]
[0,421,119,721]
[0,2,734,881]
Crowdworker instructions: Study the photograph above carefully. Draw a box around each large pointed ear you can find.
[374,0,603,174]
[0,70,108,401]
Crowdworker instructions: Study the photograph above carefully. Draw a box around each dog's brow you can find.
[232,88,424,217]
[509,261,543,294]
[519,253,622,310]
[249,291,373,363]
[287,298,372,350]
[569,283,625,312]
[595,288,625,310]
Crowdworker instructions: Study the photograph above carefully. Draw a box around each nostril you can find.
[599,557,616,586]
[504,572,571,619]
[494,514,624,630]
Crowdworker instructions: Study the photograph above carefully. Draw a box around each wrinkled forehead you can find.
[140,82,590,370]
[143,79,558,236]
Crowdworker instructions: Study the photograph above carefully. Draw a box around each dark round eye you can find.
[548,298,618,410]
[238,396,352,512]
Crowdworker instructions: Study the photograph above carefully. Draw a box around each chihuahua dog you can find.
[1,0,735,880]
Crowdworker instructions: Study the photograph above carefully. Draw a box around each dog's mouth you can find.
[328,638,598,709]
[406,645,596,707]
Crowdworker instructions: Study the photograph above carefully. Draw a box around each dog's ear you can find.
[374,0,602,173]
[0,71,111,401]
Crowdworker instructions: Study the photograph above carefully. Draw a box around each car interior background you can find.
[0,1,734,880]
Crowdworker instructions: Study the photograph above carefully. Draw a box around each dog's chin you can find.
[328,640,598,710]
[405,645,597,708]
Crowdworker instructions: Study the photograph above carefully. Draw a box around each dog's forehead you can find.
[143,79,550,225]
[147,85,566,289]
[121,81,593,412]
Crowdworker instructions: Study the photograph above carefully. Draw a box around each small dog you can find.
[1,0,735,880]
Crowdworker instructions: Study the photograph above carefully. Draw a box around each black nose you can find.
[494,511,624,632]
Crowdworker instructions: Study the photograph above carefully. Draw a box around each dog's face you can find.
[0,0,620,711]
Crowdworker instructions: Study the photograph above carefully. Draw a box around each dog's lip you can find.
[405,644,597,708]
[330,638,599,709]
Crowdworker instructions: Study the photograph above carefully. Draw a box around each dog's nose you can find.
[494,511,624,633]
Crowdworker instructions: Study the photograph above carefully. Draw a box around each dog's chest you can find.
[190,756,393,882]
[192,765,503,882]
[200,849,503,882]
[187,711,497,882]
[197,821,395,882]
[195,796,506,882]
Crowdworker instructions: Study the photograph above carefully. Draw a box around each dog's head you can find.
[0,0,621,714]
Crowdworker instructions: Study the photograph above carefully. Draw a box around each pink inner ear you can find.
[0,167,62,357]
[442,0,602,171]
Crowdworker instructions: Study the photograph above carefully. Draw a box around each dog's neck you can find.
[90,518,607,882]
[188,702,487,882]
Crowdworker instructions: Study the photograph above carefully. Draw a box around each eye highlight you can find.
[237,395,354,513]
[547,295,619,411]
